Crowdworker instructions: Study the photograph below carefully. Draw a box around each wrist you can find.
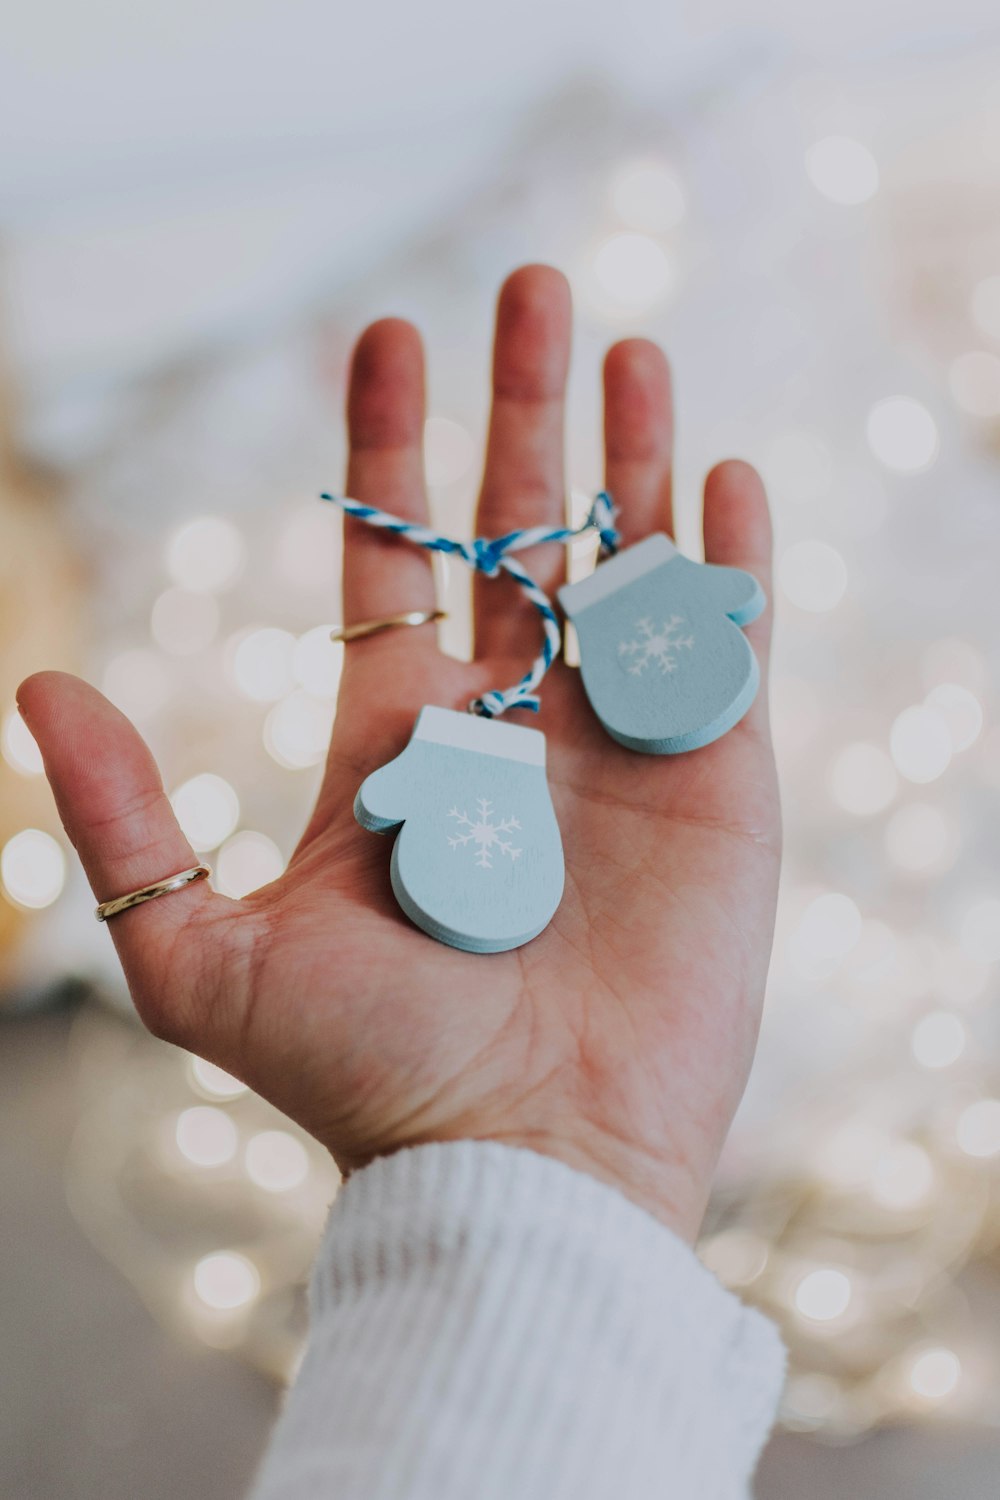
[325,1108,715,1242]
[421,1127,710,1242]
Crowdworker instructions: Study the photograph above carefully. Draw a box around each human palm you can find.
[20,266,779,1240]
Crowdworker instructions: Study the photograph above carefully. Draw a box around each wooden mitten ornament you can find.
[558,532,765,754]
[355,707,564,953]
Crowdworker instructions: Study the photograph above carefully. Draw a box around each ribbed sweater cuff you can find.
[249,1139,786,1500]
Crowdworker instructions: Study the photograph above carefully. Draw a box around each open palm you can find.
[20,266,780,1240]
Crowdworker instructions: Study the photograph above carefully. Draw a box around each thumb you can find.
[17,670,241,1048]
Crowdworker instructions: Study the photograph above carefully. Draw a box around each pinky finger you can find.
[701,460,774,732]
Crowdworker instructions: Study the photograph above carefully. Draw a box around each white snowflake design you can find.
[618,615,695,677]
[447,798,522,870]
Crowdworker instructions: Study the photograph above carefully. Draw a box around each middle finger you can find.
[473,264,572,658]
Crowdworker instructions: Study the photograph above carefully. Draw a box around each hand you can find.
[19,265,780,1242]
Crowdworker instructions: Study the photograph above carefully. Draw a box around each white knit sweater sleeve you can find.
[246,1139,785,1500]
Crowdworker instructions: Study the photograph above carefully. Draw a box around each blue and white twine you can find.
[319,490,619,717]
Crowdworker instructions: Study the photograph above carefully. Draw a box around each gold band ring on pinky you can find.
[330,608,447,644]
[95,864,212,923]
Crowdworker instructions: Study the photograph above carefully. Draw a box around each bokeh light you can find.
[1,709,44,776]
[230,627,296,702]
[783,1374,841,1428]
[819,1121,890,1189]
[699,1228,769,1288]
[889,707,952,784]
[189,1056,248,1100]
[956,1099,1000,1158]
[292,627,344,697]
[907,1347,960,1401]
[795,1268,852,1323]
[847,919,899,992]
[264,691,335,769]
[167,517,245,593]
[215,831,285,899]
[245,1130,309,1193]
[788,893,862,979]
[924,682,983,752]
[885,803,955,874]
[829,742,897,816]
[911,1011,966,1070]
[170,773,240,851]
[610,159,686,233]
[192,1251,260,1311]
[869,1141,934,1211]
[0,829,66,910]
[175,1106,239,1167]
[866,397,939,473]
[778,540,848,612]
[805,136,879,205]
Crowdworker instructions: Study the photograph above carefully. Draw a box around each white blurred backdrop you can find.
[3,5,1000,1496]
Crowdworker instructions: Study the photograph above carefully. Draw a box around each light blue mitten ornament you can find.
[355,707,564,953]
[558,532,765,755]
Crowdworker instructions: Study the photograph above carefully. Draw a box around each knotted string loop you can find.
[319,490,620,718]
[461,536,506,578]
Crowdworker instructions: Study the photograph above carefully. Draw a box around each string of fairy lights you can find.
[2,75,1000,1438]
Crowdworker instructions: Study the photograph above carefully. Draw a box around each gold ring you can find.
[95,864,212,923]
[329,608,447,644]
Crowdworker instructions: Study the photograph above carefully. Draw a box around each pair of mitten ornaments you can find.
[355,530,765,954]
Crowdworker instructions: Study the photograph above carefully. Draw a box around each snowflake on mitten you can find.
[618,616,695,677]
[447,799,522,869]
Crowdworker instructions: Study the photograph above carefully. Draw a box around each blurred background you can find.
[3,2,1000,1495]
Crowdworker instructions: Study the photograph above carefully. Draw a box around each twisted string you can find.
[319,490,619,717]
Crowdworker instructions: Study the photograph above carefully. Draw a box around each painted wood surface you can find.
[558,532,765,755]
[354,706,564,953]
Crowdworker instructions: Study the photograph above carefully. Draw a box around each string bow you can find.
[319,490,620,717]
